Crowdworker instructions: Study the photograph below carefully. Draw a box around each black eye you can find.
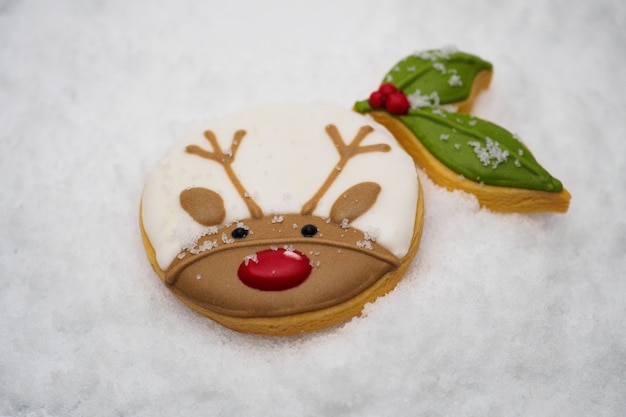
[231,227,249,239]
[301,224,318,237]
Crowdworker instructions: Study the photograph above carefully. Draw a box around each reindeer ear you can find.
[330,182,381,224]
[180,187,226,226]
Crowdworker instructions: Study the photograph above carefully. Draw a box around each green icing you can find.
[383,48,492,106]
[400,108,563,192]
[354,99,373,113]
[354,47,564,193]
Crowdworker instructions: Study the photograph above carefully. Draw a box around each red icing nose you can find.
[238,248,312,291]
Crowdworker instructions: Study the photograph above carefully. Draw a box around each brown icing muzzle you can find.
[165,214,400,318]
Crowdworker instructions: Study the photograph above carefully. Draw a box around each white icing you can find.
[142,104,420,269]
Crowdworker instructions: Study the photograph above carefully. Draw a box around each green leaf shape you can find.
[382,48,492,106]
[354,99,372,113]
[399,108,563,192]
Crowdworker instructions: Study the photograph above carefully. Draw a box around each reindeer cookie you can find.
[140,104,424,335]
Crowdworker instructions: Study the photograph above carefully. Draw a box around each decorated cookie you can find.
[140,104,424,335]
[354,47,571,213]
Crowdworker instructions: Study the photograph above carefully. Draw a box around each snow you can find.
[1,0,625,416]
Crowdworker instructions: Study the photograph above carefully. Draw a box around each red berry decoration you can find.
[368,91,384,108]
[385,92,410,115]
[378,83,398,97]
[367,83,409,114]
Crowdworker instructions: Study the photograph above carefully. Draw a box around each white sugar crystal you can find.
[448,74,463,87]
[205,225,219,235]
[181,239,199,254]
[415,46,458,61]
[440,134,450,141]
[468,137,509,169]
[197,239,217,252]
[440,44,459,56]
[414,50,430,60]
[408,90,441,109]
[433,62,447,74]
[356,240,374,250]
[243,191,260,200]
[432,108,447,117]
[340,218,350,229]
[243,254,258,265]
[364,228,380,241]
[221,232,234,244]
[283,245,295,252]
[271,215,284,223]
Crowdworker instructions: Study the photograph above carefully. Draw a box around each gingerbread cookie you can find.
[354,47,571,213]
[140,104,424,335]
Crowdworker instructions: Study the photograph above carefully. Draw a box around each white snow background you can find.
[1,0,625,416]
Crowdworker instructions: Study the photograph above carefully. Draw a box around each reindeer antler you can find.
[186,130,264,219]
[301,124,391,215]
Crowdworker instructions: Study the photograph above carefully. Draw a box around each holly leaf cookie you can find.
[354,47,571,213]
